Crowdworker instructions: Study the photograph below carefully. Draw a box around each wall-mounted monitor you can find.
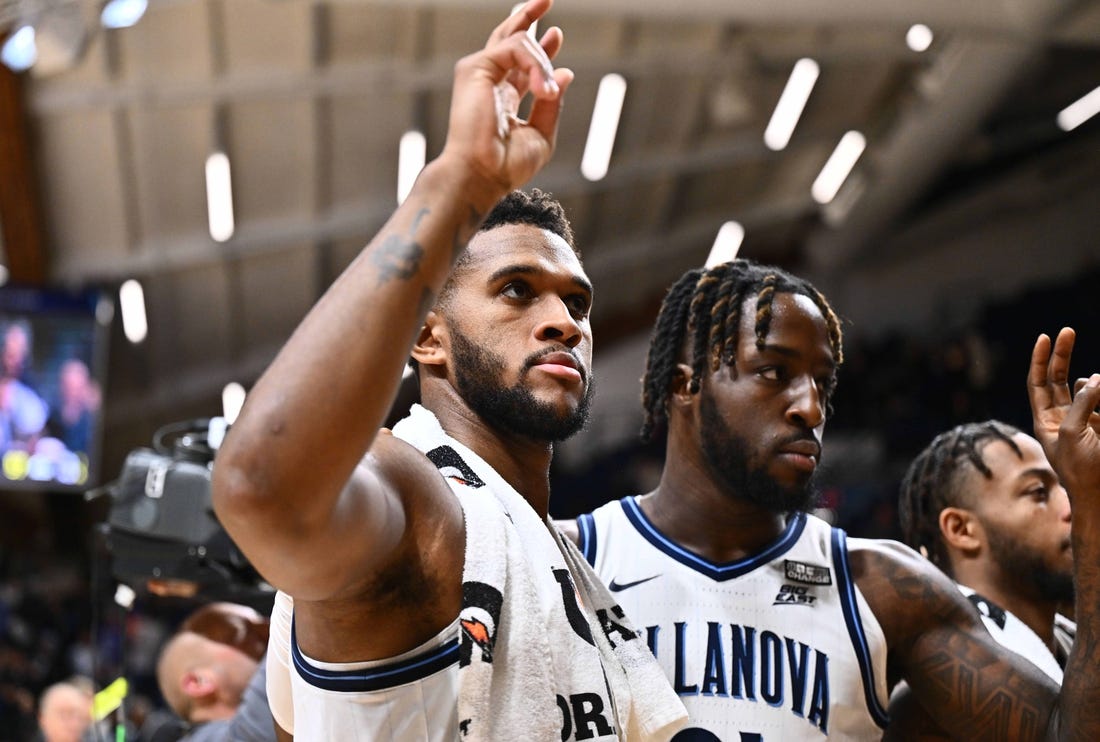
[0,285,111,493]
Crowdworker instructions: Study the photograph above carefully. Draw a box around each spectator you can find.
[36,678,93,742]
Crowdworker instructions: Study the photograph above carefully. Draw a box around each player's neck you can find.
[425,394,554,518]
[641,451,789,563]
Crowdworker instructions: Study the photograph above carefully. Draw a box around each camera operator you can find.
[151,600,278,742]
[100,418,282,740]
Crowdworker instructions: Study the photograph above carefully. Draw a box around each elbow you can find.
[211,446,275,537]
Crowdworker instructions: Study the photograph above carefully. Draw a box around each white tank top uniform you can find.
[958,585,1075,684]
[267,407,687,741]
[577,496,890,741]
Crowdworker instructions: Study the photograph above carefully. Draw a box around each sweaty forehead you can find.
[461,223,584,280]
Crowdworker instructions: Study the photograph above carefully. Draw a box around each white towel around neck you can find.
[392,404,687,741]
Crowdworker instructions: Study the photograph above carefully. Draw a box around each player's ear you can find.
[669,363,695,408]
[411,311,447,368]
[939,507,981,555]
[181,668,218,700]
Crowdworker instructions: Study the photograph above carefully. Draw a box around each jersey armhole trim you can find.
[290,617,459,693]
[831,528,890,728]
[577,512,597,566]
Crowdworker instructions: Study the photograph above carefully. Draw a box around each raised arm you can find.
[1028,328,1100,739]
[211,0,574,601]
[873,330,1100,741]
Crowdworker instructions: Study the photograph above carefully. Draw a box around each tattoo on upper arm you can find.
[872,554,1053,740]
[907,631,1046,739]
[372,208,428,286]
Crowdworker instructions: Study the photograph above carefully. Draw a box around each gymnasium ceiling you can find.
[1,0,1099,477]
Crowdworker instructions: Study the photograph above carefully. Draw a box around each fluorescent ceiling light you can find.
[906,24,934,53]
[705,221,745,268]
[1,26,37,72]
[812,131,866,205]
[397,130,426,205]
[101,0,148,30]
[763,58,819,152]
[1057,85,1100,132]
[205,151,235,242]
[581,73,627,182]
[222,382,247,425]
[119,279,148,344]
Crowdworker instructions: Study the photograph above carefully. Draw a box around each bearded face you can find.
[451,327,593,443]
[698,387,818,515]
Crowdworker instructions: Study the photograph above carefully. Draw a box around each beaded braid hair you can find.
[639,259,844,443]
[898,420,1024,575]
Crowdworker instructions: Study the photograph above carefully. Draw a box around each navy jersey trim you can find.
[577,513,598,566]
[831,529,890,728]
[619,496,807,581]
[291,617,459,692]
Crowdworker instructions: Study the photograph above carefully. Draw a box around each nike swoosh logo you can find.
[608,574,660,592]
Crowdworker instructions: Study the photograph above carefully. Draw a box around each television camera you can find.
[101,418,268,601]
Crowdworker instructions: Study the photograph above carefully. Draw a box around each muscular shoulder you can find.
[294,432,465,660]
[845,537,983,656]
[358,431,465,587]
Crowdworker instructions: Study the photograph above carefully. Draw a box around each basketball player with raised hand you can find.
[900,420,1076,676]
[885,419,1075,740]
[565,259,1100,740]
[212,2,685,739]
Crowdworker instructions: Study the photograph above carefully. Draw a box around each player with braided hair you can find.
[561,260,1100,740]
[898,421,1026,573]
[898,419,1074,638]
[887,421,1075,739]
[639,260,843,443]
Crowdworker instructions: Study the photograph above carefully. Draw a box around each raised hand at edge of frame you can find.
[440,0,575,204]
[1028,327,1100,499]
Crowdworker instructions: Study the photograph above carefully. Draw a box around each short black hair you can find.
[639,259,844,442]
[897,420,1023,574]
[478,188,575,250]
[437,188,576,308]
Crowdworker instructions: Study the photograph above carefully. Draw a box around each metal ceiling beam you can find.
[804,36,1053,285]
[24,41,926,115]
[331,0,1068,37]
[50,123,838,283]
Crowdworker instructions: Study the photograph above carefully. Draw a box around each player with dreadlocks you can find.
[886,420,1075,739]
[560,260,1100,740]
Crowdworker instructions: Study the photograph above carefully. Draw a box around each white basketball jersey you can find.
[958,585,1075,685]
[267,589,460,741]
[578,497,890,741]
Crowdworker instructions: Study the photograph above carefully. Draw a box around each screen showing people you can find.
[0,286,107,491]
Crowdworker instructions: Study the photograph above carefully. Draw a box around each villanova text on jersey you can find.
[578,498,891,740]
[645,620,831,734]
